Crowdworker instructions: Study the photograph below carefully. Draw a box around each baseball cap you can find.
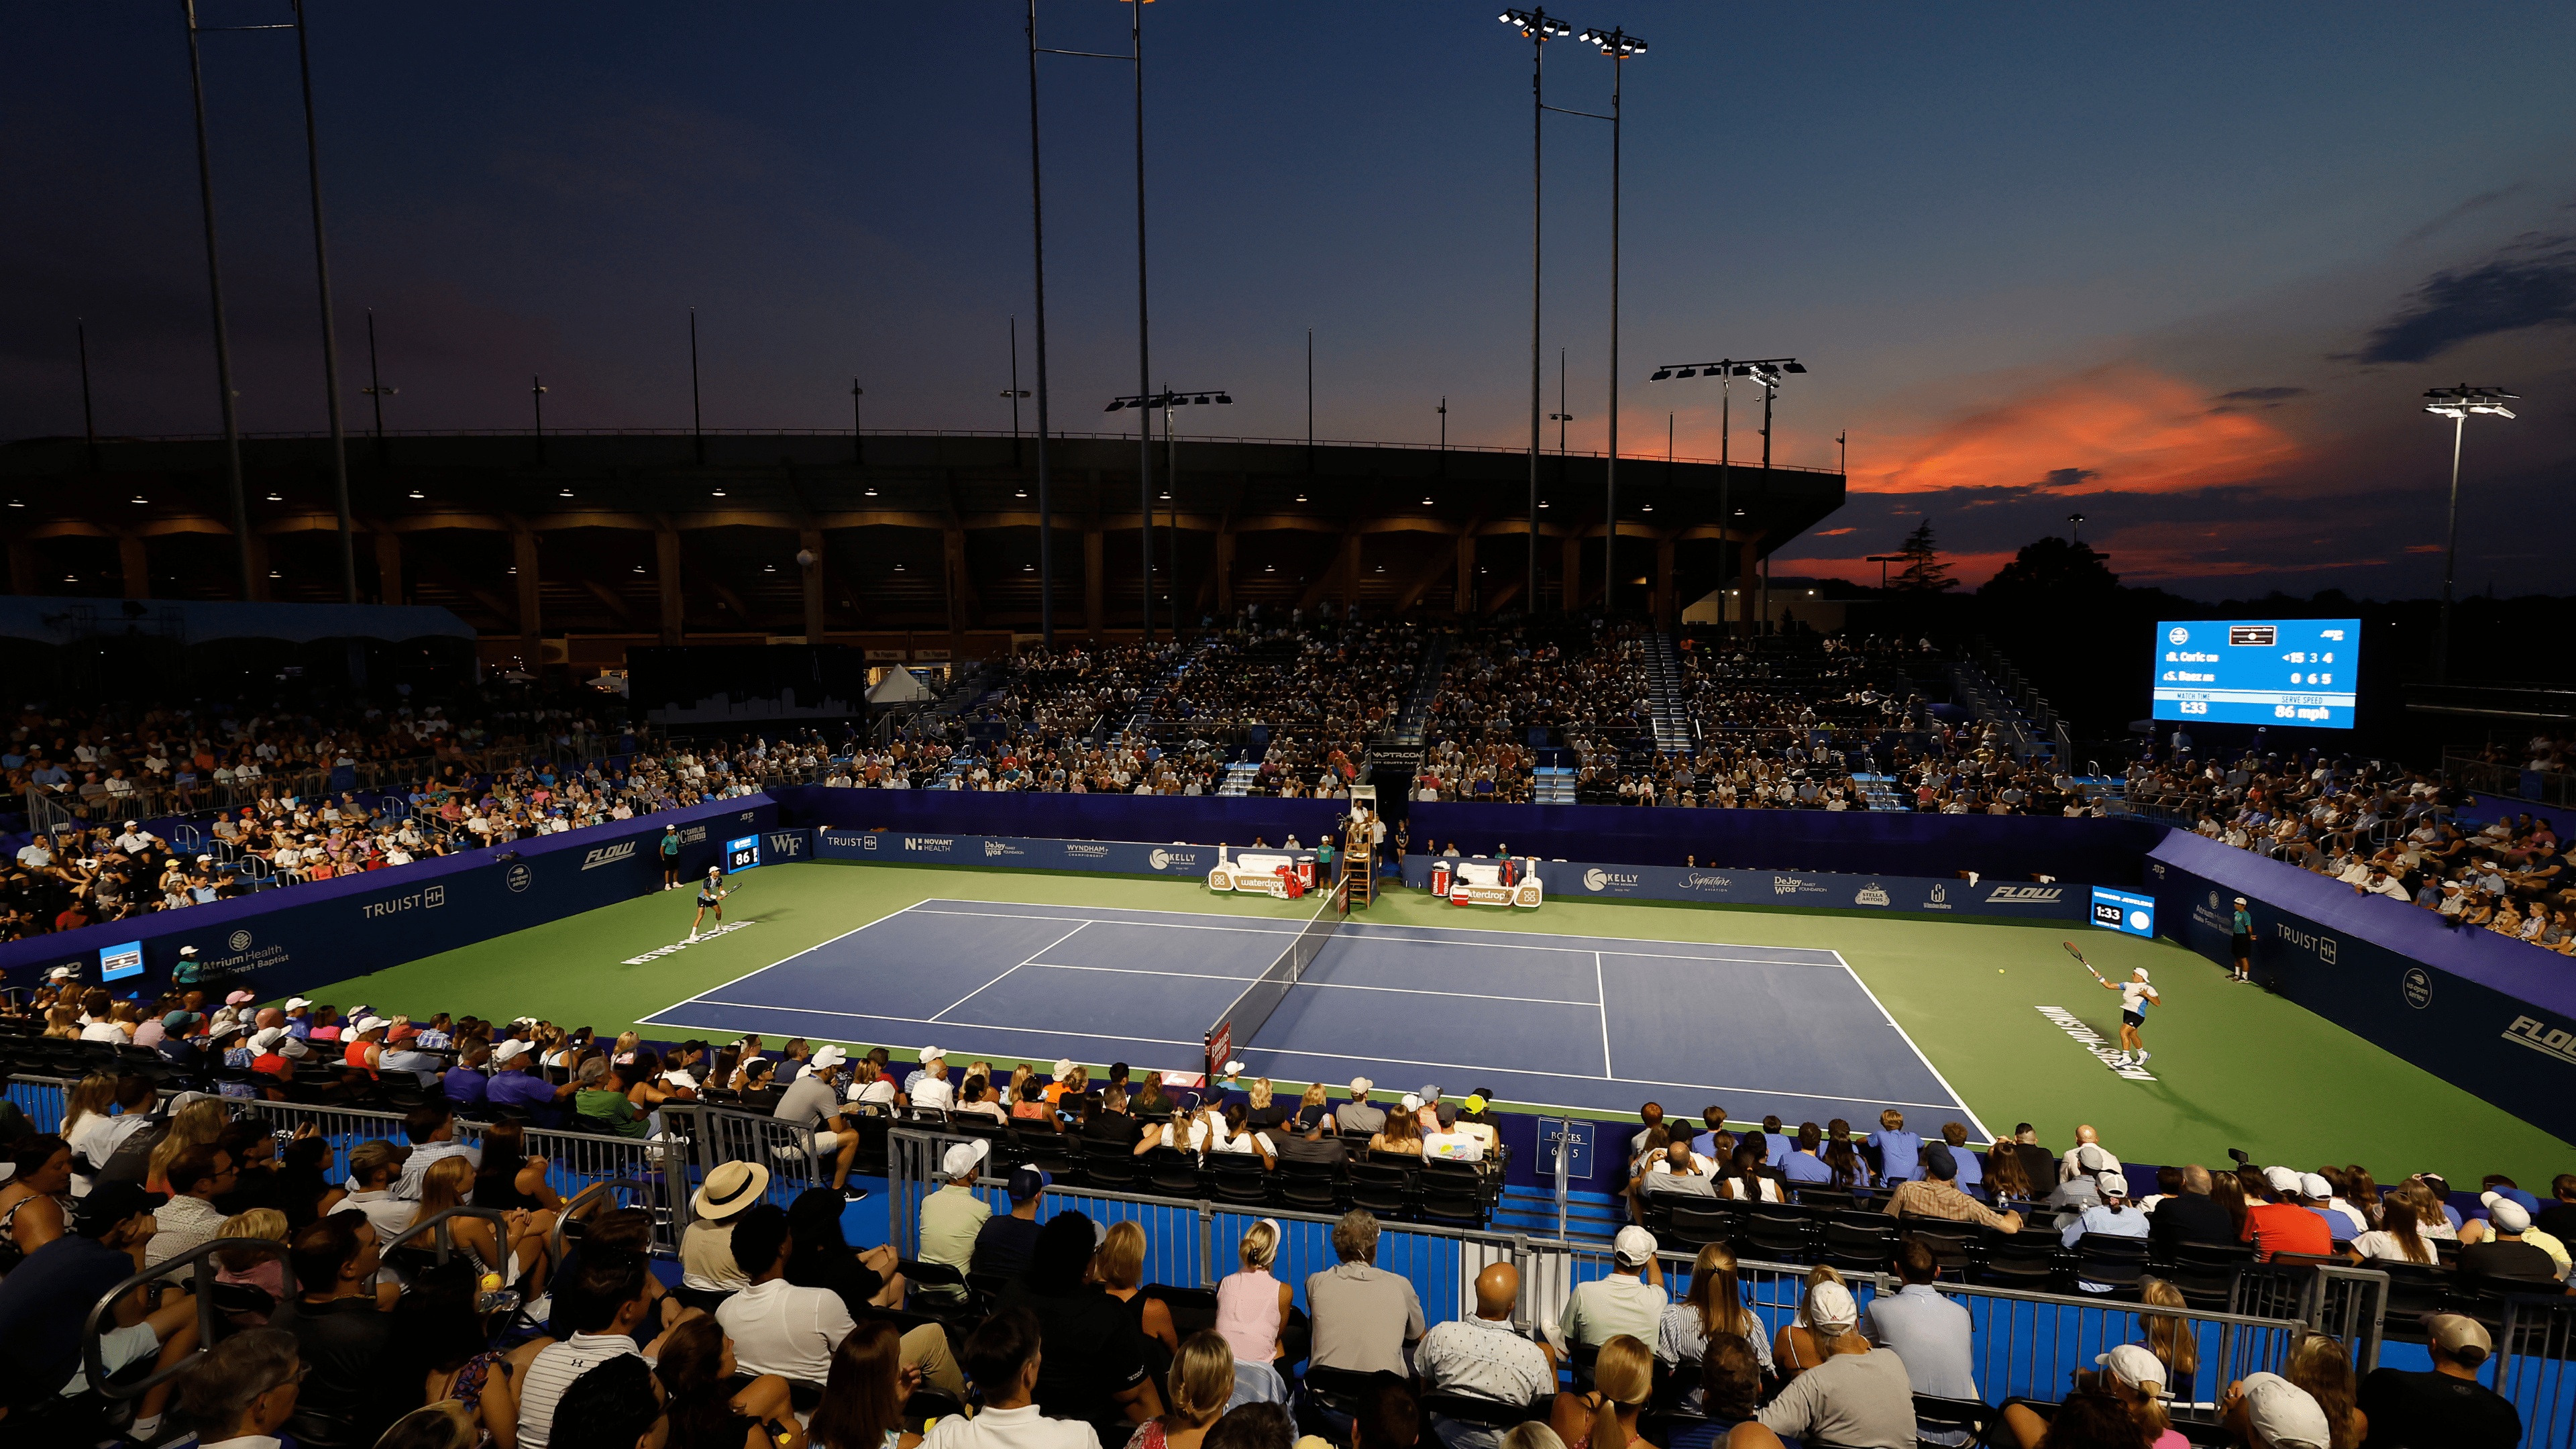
[1419,1083,1441,1102]
[2481,1191,2532,1233]
[2423,1312,2493,1358]
[1435,1102,1459,1128]
[1399,1093,1422,1112]
[2237,1372,2329,1449]
[178,946,199,959]
[1612,1224,1657,1266]
[809,1044,848,1072]
[2133,967,2150,982]
[920,1045,946,1063]
[2094,1344,2167,1396]
[250,1026,290,1053]
[941,1140,990,1179]
[1349,1077,1373,1095]
[2299,1173,2333,1202]
[161,1010,201,1031]
[1462,1095,1489,1114]
[1008,1167,1051,1202]
[207,1020,246,1044]
[352,1016,390,1036]
[2096,1171,2129,1199]
[1922,1143,1957,1179]
[284,997,313,1011]
[225,990,256,1005]
[492,1040,534,1064]
[48,966,78,981]
[2075,1144,2112,1173]
[2233,896,2248,905]
[2262,1165,2304,1196]
[1807,1281,1859,1330]
[72,1181,167,1235]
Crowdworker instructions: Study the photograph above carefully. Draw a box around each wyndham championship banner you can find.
[1400,855,2095,920]
[814,829,1224,878]
[1,796,778,1003]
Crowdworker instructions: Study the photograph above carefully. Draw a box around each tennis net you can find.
[1203,875,1348,1081]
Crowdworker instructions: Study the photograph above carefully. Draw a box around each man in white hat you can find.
[772,1044,866,1199]
[484,1038,578,1128]
[680,1159,773,1297]
[2460,1193,2565,1283]
[2358,1313,2522,1448]
[2093,965,2158,1067]
[1330,1077,1384,1137]
[906,1047,955,1113]
[1555,1224,1665,1350]
[917,1140,990,1300]
[282,998,316,1040]
[2229,896,2255,981]
[1746,1278,1916,1449]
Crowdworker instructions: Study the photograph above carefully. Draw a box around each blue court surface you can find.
[642,898,1985,1132]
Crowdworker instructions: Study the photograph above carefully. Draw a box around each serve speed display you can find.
[724,835,761,872]
[2152,618,2359,729]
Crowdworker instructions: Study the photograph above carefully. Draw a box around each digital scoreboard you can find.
[2090,888,2156,938]
[724,835,761,872]
[100,941,145,982]
[2151,618,2359,728]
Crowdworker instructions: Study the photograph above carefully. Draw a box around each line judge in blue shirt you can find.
[1868,1110,1923,1183]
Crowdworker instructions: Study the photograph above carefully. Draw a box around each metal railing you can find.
[2446,754,2576,808]
[2496,1291,2576,1449]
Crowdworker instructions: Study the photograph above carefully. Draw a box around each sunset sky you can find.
[4,2,2571,598]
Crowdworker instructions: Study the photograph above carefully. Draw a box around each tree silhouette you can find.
[1892,517,1955,592]
[1980,535,2119,600]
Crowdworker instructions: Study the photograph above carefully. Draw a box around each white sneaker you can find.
[687,932,698,943]
[2135,1051,2152,1065]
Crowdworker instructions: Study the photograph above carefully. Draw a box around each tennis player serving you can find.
[689,866,731,941]
[2102,966,2159,1066]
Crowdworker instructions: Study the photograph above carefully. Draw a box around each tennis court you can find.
[640,895,1986,1130]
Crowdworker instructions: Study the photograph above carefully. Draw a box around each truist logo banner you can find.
[361,884,447,920]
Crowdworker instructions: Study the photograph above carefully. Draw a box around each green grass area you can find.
[301,859,2575,1187]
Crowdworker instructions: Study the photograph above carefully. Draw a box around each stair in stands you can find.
[1641,633,1695,755]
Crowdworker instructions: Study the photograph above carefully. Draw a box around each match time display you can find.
[2151,618,2359,729]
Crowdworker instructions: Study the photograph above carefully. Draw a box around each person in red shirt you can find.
[2241,1165,2335,1261]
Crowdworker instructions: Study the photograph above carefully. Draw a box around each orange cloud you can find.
[1861,364,2302,495]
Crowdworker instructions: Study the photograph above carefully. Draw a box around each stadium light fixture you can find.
[1649,356,1803,631]
[2422,383,2517,683]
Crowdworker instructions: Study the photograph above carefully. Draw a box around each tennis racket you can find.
[2061,940,2107,985]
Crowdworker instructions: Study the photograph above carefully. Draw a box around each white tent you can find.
[865,668,936,705]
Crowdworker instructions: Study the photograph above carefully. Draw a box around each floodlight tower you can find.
[1647,357,1804,631]
[2420,384,2517,684]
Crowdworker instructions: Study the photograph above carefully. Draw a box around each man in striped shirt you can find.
[1880,1145,2025,1232]
[508,1254,685,1449]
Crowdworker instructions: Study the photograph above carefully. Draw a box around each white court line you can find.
[653,997,1969,1116]
[637,900,938,1027]
[1829,949,1992,1140]
[912,899,1842,967]
[1012,959,1603,1008]
[929,922,1093,1023]
[1595,952,1613,1079]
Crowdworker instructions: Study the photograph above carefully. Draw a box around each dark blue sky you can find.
[5,1,2571,596]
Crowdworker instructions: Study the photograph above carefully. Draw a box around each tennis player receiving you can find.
[2099,966,2159,1067]
[689,866,730,942]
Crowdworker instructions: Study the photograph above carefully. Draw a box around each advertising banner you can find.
[2145,828,2576,1143]
[813,829,1226,879]
[2,796,779,1002]
[1397,855,2094,920]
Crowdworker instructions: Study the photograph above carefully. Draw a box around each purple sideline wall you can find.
[2147,828,2576,1144]
[0,795,778,1003]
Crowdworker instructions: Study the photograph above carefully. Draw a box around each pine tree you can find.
[1892,517,1956,592]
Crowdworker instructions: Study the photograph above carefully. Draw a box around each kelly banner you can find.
[814,829,1228,879]
[1399,855,2096,920]
[2146,828,2576,1144]
[2,795,780,1003]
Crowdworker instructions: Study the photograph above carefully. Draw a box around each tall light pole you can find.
[2420,384,2516,684]
[288,0,355,602]
[850,381,865,468]
[530,376,547,466]
[1027,1,1155,647]
[76,321,99,473]
[1499,9,1570,616]
[1575,24,1645,613]
[1002,317,1030,467]
[361,310,395,468]
[1650,356,1803,632]
[181,0,252,599]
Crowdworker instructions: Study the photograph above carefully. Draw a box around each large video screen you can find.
[2152,618,2359,728]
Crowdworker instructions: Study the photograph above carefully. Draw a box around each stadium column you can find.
[5,535,34,596]
[244,533,272,602]
[1654,533,1674,628]
[800,527,828,642]
[655,524,684,645]
[1083,521,1105,640]
[1562,528,1584,610]
[1341,532,1362,613]
[117,532,150,600]
[1454,527,1475,614]
[374,531,403,606]
[513,527,543,665]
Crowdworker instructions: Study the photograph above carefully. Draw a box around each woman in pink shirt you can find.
[1212,1219,1290,1363]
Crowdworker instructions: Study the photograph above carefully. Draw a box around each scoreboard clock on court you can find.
[724,835,761,872]
[2090,887,2155,938]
